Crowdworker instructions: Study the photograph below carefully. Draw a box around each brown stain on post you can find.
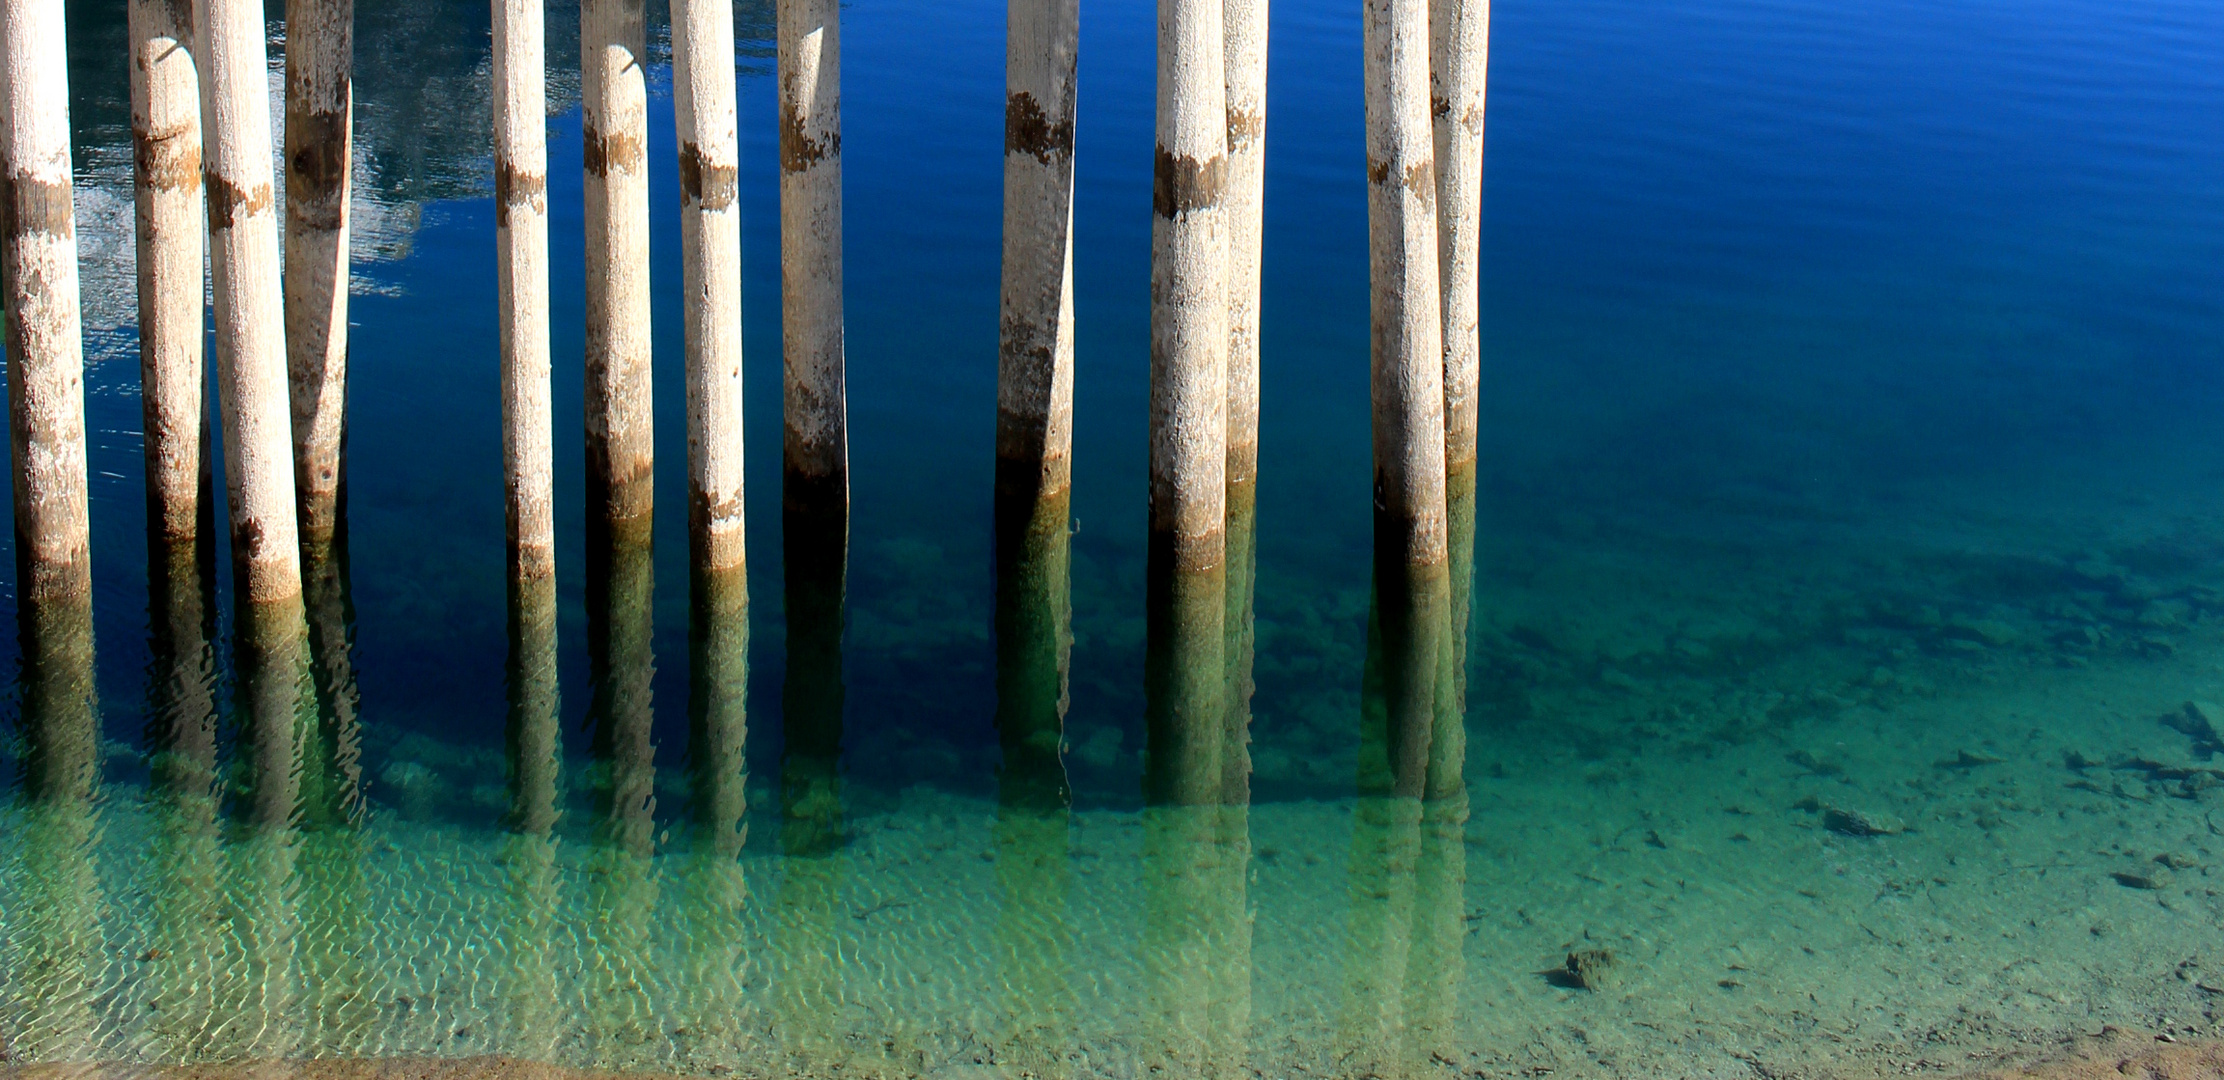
[778,105,838,174]
[1005,91,1074,165]
[134,129,203,193]
[205,175,271,231]
[1152,146,1225,219]
[1226,107,1264,149]
[0,174,76,241]
[677,141,737,211]
[583,124,645,180]
[494,164,545,229]
[286,104,350,225]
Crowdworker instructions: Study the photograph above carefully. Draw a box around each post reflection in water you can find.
[582,508,661,1064]
[1140,534,1252,1077]
[1339,499,1470,1077]
[679,544,750,1061]
[502,561,564,1060]
[991,471,1076,1074]
[217,594,311,1062]
[143,528,223,1061]
[774,487,847,1060]
[4,579,103,1061]
[297,526,375,1054]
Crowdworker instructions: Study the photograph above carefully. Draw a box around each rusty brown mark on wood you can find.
[1005,91,1074,165]
[582,123,646,180]
[778,105,838,174]
[286,104,349,213]
[1152,146,1225,219]
[677,141,738,211]
[493,163,545,229]
[0,174,75,241]
[134,128,203,193]
[205,175,271,231]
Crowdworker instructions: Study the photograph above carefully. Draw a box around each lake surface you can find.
[6,0,2224,1076]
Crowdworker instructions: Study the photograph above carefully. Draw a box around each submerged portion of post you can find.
[778,0,847,517]
[1145,0,1231,810]
[284,0,354,551]
[1432,0,1487,724]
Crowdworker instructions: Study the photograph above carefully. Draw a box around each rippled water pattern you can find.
[7,0,2224,1076]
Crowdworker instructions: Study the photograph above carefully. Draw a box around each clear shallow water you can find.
[7,0,2224,1075]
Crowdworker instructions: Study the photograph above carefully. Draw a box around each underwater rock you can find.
[2155,851,2199,870]
[2166,701,2224,757]
[1564,948,1619,991]
[1821,806,1905,837]
[2110,867,2171,890]
[1787,750,1843,777]
[1939,749,2006,770]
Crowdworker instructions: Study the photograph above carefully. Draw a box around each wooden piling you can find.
[582,512,658,1066]
[130,0,209,547]
[778,0,846,516]
[496,0,553,585]
[3,0,92,621]
[1145,0,1231,811]
[674,0,746,580]
[202,0,305,608]
[1364,0,1449,799]
[1432,0,1486,734]
[285,0,353,550]
[996,0,1079,826]
[501,560,562,1057]
[582,0,653,535]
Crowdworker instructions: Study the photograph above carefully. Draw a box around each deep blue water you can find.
[12,0,2224,809]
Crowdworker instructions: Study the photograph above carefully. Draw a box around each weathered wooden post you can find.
[1144,0,1231,811]
[673,0,749,873]
[1364,0,1449,798]
[496,0,552,588]
[582,0,654,541]
[1220,0,1266,815]
[1432,0,1486,737]
[778,0,846,520]
[285,0,353,551]
[996,0,1078,821]
[4,0,92,638]
[131,0,208,548]
[202,0,305,612]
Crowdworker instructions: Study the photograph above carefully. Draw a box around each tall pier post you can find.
[673,0,750,878]
[582,0,654,539]
[1364,0,1449,798]
[284,0,352,550]
[1432,0,1486,725]
[131,0,208,548]
[996,0,1078,815]
[1145,0,1231,811]
[1220,0,1266,814]
[497,0,552,586]
[4,0,92,629]
[202,0,305,610]
[778,0,846,519]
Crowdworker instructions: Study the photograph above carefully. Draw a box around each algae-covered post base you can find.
[202,0,304,609]
[780,495,848,859]
[689,560,749,857]
[586,511,656,860]
[778,0,847,512]
[994,482,1074,815]
[129,0,208,547]
[284,0,354,549]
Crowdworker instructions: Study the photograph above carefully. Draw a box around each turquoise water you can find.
[7,0,2224,1075]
